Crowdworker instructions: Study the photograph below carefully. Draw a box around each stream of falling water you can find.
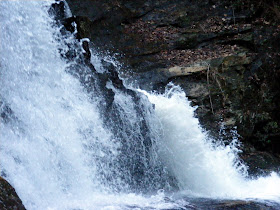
[1,1,280,209]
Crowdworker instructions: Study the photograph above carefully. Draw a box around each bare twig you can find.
[207,64,214,114]
[213,73,227,107]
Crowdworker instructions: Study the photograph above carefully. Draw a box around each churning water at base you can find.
[142,88,280,202]
[1,1,280,209]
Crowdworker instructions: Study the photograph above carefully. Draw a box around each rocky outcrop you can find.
[0,177,26,210]
[65,0,280,174]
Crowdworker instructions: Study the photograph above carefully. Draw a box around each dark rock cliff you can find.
[0,177,26,210]
[64,0,280,175]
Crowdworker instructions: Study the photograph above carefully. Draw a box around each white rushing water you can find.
[1,1,280,209]
[142,87,280,202]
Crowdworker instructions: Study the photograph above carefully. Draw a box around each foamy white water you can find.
[0,1,179,209]
[1,1,280,209]
[0,1,115,209]
[142,86,280,202]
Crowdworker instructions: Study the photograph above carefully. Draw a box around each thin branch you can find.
[207,64,214,115]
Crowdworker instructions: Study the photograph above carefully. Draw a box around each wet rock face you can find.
[241,151,280,176]
[65,0,280,171]
[0,177,26,210]
[189,198,280,210]
[48,1,170,192]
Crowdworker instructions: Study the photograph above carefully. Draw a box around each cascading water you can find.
[142,87,280,202]
[0,1,173,209]
[1,1,280,209]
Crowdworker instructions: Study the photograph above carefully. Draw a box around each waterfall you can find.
[142,86,280,202]
[0,1,172,209]
[1,1,280,209]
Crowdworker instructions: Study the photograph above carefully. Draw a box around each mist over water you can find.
[1,1,280,209]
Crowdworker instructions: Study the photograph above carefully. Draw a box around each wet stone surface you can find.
[65,0,280,174]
